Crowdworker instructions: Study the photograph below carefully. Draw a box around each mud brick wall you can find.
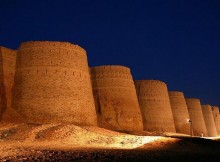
[90,65,143,132]
[201,105,217,137]
[12,41,97,125]
[185,98,207,137]
[169,91,190,135]
[212,106,220,135]
[135,80,176,133]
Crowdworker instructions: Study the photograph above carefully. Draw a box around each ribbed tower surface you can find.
[135,80,176,133]
[212,106,220,135]
[201,105,217,137]
[90,65,143,132]
[169,91,190,135]
[185,98,207,137]
[12,41,97,125]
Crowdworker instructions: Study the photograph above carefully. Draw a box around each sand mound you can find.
[0,123,162,151]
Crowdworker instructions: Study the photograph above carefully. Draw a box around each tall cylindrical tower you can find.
[185,98,207,137]
[201,105,217,137]
[212,106,220,135]
[135,80,176,133]
[12,41,97,125]
[90,65,143,132]
[169,91,190,135]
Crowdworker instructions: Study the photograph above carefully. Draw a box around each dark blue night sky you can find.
[0,0,220,107]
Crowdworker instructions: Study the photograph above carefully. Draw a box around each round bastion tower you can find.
[135,80,176,133]
[201,105,217,137]
[185,98,207,137]
[90,65,143,132]
[169,91,191,135]
[212,106,220,135]
[12,41,97,125]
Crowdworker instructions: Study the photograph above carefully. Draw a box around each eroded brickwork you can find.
[169,91,190,135]
[135,80,176,133]
[212,106,220,135]
[185,98,208,137]
[90,65,143,132]
[201,105,217,137]
[0,47,22,123]
[12,41,97,125]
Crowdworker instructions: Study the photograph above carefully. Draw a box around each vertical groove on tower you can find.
[0,47,6,121]
[169,91,190,135]
[12,41,97,125]
[185,98,208,137]
[201,105,217,137]
[212,106,220,135]
[0,47,21,123]
[135,80,176,133]
[90,65,143,132]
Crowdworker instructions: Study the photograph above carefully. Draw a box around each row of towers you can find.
[0,41,220,137]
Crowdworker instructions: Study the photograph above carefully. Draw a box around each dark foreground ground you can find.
[1,137,220,162]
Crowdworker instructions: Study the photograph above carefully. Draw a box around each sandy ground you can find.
[0,123,220,161]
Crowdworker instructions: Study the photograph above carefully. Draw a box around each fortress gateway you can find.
[0,41,220,137]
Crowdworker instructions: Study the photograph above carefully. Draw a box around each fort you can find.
[0,40,219,137]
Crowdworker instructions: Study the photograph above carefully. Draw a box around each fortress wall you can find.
[135,80,176,133]
[90,65,143,132]
[201,105,217,137]
[168,91,190,135]
[185,98,208,137]
[212,106,220,135]
[12,41,97,125]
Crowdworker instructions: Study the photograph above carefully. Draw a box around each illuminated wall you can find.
[135,80,176,133]
[12,41,97,125]
[0,47,23,123]
[212,106,220,135]
[90,65,143,132]
[185,98,208,137]
[169,91,190,135]
[201,105,217,137]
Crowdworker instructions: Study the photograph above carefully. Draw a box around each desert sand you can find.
[0,123,220,161]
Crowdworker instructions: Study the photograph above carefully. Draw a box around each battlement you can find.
[90,65,132,80]
[0,46,16,52]
[168,91,184,97]
[135,80,166,86]
[185,98,201,108]
[212,106,220,113]
[18,41,86,54]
